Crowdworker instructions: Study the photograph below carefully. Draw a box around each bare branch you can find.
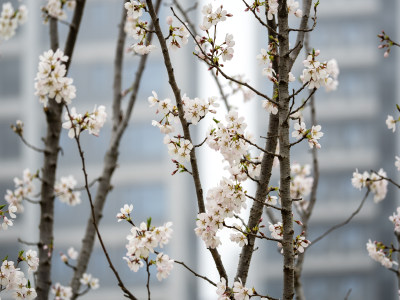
[170,7,276,105]
[147,0,228,282]
[174,260,217,287]
[241,0,279,36]
[66,106,137,299]
[311,189,370,246]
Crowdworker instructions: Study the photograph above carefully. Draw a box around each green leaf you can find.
[147,217,152,230]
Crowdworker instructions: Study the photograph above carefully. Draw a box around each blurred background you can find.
[0,0,398,299]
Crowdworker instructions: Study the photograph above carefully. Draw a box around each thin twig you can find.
[147,0,228,282]
[172,0,230,110]
[146,259,151,300]
[66,105,137,300]
[14,132,46,153]
[288,88,317,120]
[224,223,281,242]
[18,238,39,246]
[311,189,370,246]
[174,260,216,287]
[245,193,282,211]
[370,171,400,189]
[170,7,276,105]
[344,289,352,300]
[241,0,279,36]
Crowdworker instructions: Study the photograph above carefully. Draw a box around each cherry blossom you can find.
[122,214,173,280]
[0,259,37,299]
[0,204,17,231]
[182,94,218,125]
[34,49,76,107]
[62,106,107,139]
[389,207,400,233]
[116,204,134,222]
[42,0,75,23]
[80,273,99,290]
[166,18,190,50]
[51,283,72,300]
[386,115,397,132]
[216,277,229,300]
[4,169,36,213]
[351,169,388,203]
[195,178,247,248]
[124,1,155,55]
[24,250,39,273]
[163,135,193,164]
[396,156,400,171]
[233,279,251,300]
[155,253,174,281]
[0,2,27,41]
[195,3,234,65]
[366,240,397,269]
[300,50,339,91]
[54,175,81,206]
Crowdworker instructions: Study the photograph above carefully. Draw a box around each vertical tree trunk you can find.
[36,18,61,300]
[277,1,295,299]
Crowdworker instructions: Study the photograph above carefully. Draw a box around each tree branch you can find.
[311,189,370,246]
[147,0,228,281]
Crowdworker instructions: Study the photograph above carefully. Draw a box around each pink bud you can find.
[166,16,173,25]
[384,50,390,58]
[314,49,320,56]
[60,254,68,263]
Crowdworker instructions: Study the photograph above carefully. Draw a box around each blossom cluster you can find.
[54,175,81,206]
[182,94,218,125]
[149,91,179,134]
[165,16,189,50]
[60,246,78,263]
[79,273,99,290]
[195,178,247,248]
[4,169,36,213]
[226,152,263,183]
[0,2,27,41]
[0,258,37,299]
[42,0,76,23]
[248,0,301,21]
[124,0,155,54]
[195,3,234,63]
[292,121,324,148]
[51,283,72,300]
[121,212,174,281]
[34,49,76,107]
[366,239,397,269]
[351,169,388,203]
[163,135,193,165]
[0,203,17,230]
[149,92,215,168]
[290,164,313,198]
[389,207,400,233]
[116,204,134,222]
[24,250,40,273]
[207,111,249,164]
[269,221,310,255]
[62,105,107,138]
[300,50,339,91]
[216,277,251,300]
